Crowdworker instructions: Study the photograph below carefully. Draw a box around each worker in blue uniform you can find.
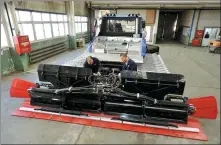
[120,53,137,71]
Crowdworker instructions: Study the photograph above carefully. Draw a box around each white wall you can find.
[74,0,88,16]
[178,10,194,27]
[197,10,220,30]
[14,1,66,13]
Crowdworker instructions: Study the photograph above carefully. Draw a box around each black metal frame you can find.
[28,64,195,126]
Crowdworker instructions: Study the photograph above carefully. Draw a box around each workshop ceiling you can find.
[85,0,221,9]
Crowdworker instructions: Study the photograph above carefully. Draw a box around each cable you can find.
[148,86,172,93]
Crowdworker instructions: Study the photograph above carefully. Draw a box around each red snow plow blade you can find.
[188,96,218,119]
[10,78,36,98]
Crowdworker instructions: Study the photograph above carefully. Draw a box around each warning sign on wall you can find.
[195,30,204,38]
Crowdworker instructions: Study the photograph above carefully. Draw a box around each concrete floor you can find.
[1,42,220,144]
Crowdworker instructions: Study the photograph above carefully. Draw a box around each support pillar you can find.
[5,1,29,72]
[152,10,159,44]
[189,10,200,45]
[66,1,77,49]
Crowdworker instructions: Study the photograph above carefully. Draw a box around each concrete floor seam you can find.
[75,125,86,144]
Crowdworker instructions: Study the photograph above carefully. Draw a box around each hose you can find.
[114,88,156,103]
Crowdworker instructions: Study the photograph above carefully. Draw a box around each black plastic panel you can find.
[37,64,92,88]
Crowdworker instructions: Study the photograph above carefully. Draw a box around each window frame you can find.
[74,16,88,35]
[1,23,9,47]
[15,9,68,42]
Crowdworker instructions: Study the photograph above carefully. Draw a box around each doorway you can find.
[201,27,220,46]
[156,11,180,43]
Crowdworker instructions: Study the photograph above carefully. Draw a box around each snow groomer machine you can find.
[10,63,218,140]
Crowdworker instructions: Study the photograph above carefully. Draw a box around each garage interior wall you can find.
[197,10,220,30]
[175,9,220,46]
[192,10,220,46]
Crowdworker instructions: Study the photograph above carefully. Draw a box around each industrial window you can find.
[64,23,68,35]
[75,16,88,34]
[64,15,67,21]
[34,24,44,40]
[57,14,64,21]
[42,13,50,21]
[18,11,31,21]
[16,10,68,41]
[82,23,87,32]
[43,23,52,38]
[75,23,81,33]
[52,23,59,37]
[32,12,42,21]
[51,14,58,21]
[1,23,8,47]
[21,24,35,41]
[59,23,65,36]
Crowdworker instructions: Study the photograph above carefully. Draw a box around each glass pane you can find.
[105,19,136,33]
[81,17,84,22]
[34,24,44,40]
[1,24,8,47]
[81,17,87,22]
[75,16,80,22]
[15,11,20,21]
[22,24,34,41]
[51,14,57,21]
[59,23,64,36]
[19,11,31,21]
[82,23,87,32]
[64,23,68,35]
[44,23,52,38]
[64,15,67,21]
[42,13,50,21]
[80,17,83,22]
[32,12,42,21]
[75,23,81,33]
[57,14,64,21]
[52,23,59,37]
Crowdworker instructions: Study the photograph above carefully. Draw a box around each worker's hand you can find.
[97,72,101,76]
[93,72,101,76]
